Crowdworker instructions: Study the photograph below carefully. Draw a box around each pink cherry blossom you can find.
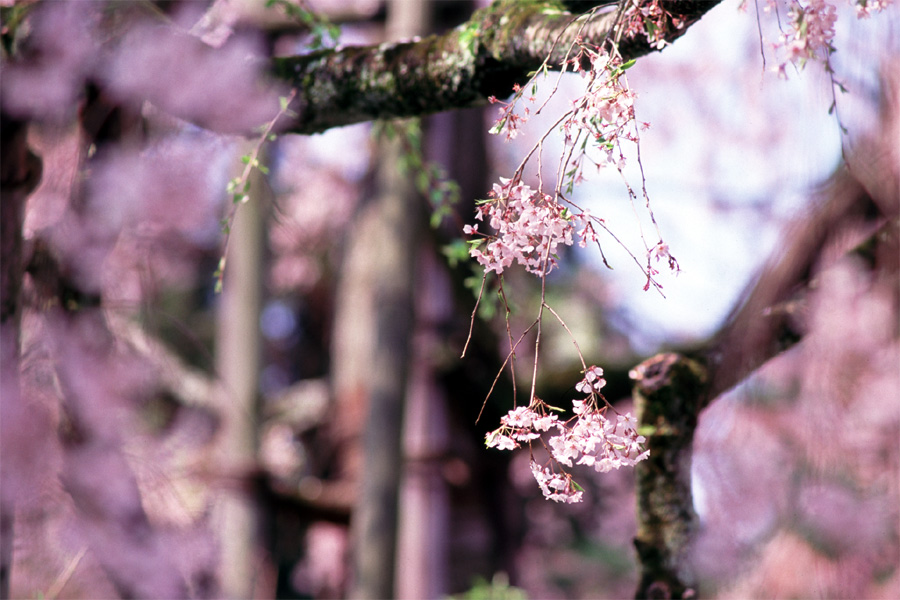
[467,179,576,276]
[549,409,648,474]
[575,365,607,394]
[484,405,562,451]
[774,0,838,73]
[484,381,648,502]
[530,461,583,503]
[854,0,893,18]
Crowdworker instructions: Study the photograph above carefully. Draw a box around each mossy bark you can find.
[632,353,706,599]
[271,0,723,134]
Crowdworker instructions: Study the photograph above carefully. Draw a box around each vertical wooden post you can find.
[347,3,430,598]
[215,145,268,599]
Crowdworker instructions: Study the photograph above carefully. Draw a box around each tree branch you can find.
[271,0,722,134]
[628,182,898,599]
[629,216,898,598]
[632,353,705,600]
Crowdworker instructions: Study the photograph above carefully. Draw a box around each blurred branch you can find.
[271,0,721,134]
[630,209,899,598]
[214,143,269,598]
[703,180,899,405]
[1,116,41,324]
[0,113,42,600]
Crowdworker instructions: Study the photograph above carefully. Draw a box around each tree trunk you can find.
[631,354,705,599]
[213,144,269,599]
[396,247,453,599]
[345,136,420,600]
[345,4,430,596]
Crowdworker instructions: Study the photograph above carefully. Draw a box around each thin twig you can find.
[215,88,298,292]
[476,316,540,424]
[461,272,488,358]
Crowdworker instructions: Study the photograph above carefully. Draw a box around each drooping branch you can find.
[271,0,722,134]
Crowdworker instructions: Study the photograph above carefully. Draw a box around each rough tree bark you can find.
[631,354,705,599]
[268,0,722,134]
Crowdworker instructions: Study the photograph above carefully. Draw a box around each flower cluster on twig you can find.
[485,367,649,503]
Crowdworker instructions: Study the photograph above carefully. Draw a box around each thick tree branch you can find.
[632,353,705,600]
[629,217,898,599]
[629,165,898,598]
[702,183,899,405]
[271,0,722,134]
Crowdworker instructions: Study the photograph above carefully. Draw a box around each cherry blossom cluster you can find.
[562,38,647,179]
[618,0,686,50]
[854,0,893,18]
[487,83,533,141]
[564,46,642,171]
[575,364,606,394]
[549,400,648,474]
[530,461,584,504]
[771,0,891,74]
[777,0,838,71]
[485,366,649,503]
[484,405,560,451]
[465,178,577,276]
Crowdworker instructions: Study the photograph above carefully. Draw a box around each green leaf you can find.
[477,295,497,320]
[416,171,429,193]
[213,257,227,293]
[637,425,656,437]
[327,24,341,42]
[484,430,500,448]
[442,239,470,266]
[621,58,637,70]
